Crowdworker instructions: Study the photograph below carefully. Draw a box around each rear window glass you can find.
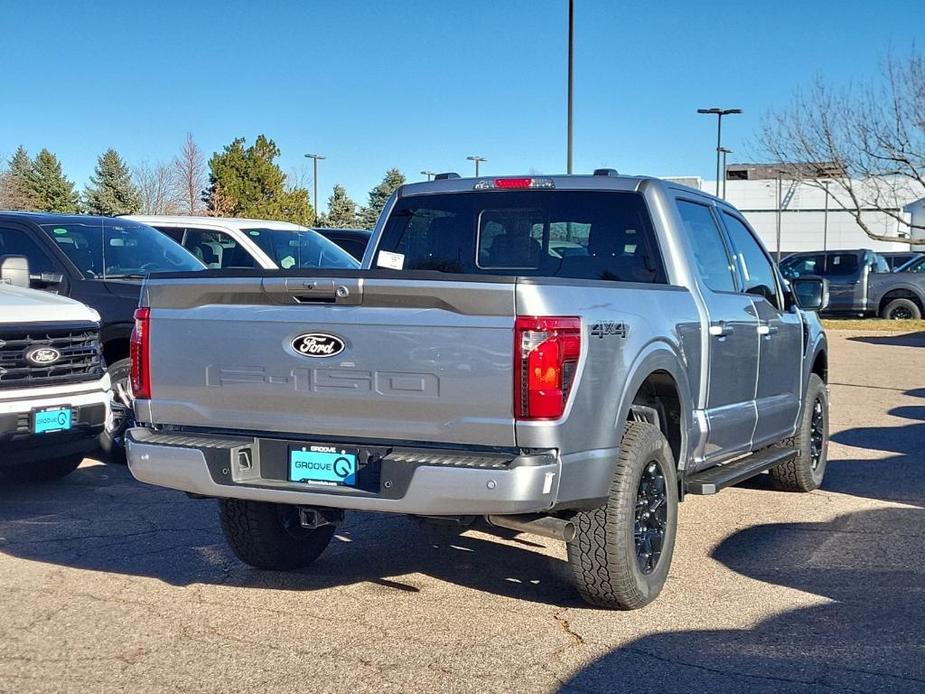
[377,191,666,283]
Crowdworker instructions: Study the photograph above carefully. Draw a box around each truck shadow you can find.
[560,504,925,693]
[846,330,925,348]
[0,462,580,606]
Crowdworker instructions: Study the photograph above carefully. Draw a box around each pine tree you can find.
[29,149,80,213]
[324,185,358,228]
[359,168,405,229]
[205,135,314,224]
[84,148,141,215]
[4,146,36,210]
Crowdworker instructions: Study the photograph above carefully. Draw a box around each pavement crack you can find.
[553,609,585,647]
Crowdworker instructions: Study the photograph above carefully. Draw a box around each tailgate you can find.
[141,273,517,447]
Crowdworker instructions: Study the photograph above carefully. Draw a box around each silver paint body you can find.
[127,175,826,515]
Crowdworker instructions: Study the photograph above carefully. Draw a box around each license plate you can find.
[33,407,72,434]
[289,446,358,487]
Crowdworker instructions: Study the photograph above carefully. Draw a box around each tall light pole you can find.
[567,0,574,174]
[719,147,732,198]
[775,170,784,263]
[304,153,325,225]
[467,155,486,177]
[420,170,436,181]
[697,107,741,196]
[822,179,831,272]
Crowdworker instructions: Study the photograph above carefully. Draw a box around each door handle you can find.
[709,322,734,337]
[757,324,779,336]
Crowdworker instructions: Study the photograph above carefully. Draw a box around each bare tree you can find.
[134,160,178,215]
[172,133,207,215]
[759,52,925,244]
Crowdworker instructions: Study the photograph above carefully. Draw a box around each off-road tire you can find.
[99,358,132,464]
[218,499,335,570]
[770,373,829,492]
[567,422,678,610]
[881,297,921,320]
[1,455,82,483]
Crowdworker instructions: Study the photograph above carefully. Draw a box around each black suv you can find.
[0,212,204,455]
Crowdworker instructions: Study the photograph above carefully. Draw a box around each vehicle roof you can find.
[783,249,876,257]
[314,227,371,236]
[0,211,131,225]
[124,214,309,231]
[396,173,714,200]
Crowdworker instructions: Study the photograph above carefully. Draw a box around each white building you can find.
[666,166,925,255]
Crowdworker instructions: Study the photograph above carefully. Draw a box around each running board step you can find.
[684,447,797,495]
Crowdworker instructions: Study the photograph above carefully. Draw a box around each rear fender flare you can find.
[612,340,693,472]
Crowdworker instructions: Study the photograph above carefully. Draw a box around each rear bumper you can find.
[126,428,563,515]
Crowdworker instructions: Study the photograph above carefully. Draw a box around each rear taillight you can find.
[130,307,151,400]
[514,316,581,420]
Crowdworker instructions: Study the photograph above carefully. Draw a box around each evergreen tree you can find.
[205,135,314,224]
[4,146,36,210]
[359,168,405,229]
[29,149,80,213]
[323,185,358,228]
[84,148,141,215]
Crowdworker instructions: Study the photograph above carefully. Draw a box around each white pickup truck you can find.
[0,256,110,481]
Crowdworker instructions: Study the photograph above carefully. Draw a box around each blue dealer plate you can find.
[289,447,358,487]
[33,407,72,434]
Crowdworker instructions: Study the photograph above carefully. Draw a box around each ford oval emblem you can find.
[291,333,345,358]
[25,346,61,366]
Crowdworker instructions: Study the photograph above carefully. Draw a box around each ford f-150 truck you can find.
[0,256,110,481]
[126,172,830,609]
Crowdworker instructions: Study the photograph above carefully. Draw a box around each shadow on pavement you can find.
[0,462,580,606]
[562,388,925,693]
[847,330,925,348]
[561,505,925,693]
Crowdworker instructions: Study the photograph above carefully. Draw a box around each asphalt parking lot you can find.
[1,330,924,694]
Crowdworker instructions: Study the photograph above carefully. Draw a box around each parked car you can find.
[0,256,110,482]
[881,251,923,271]
[125,216,359,270]
[126,172,829,610]
[780,249,925,319]
[0,212,205,458]
[314,227,372,262]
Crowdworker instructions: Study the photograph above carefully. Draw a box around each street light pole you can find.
[822,179,831,272]
[697,107,742,197]
[304,153,326,225]
[567,0,574,174]
[719,147,732,198]
[776,171,783,263]
[420,170,436,181]
[466,155,486,177]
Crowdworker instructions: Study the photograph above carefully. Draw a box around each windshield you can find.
[780,253,859,278]
[41,220,205,279]
[377,190,667,283]
[897,256,925,273]
[244,228,359,269]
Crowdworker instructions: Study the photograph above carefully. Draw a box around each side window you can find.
[0,227,55,275]
[675,200,736,292]
[869,254,890,274]
[182,228,257,269]
[154,226,184,243]
[721,212,780,308]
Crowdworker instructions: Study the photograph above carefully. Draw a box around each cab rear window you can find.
[377,191,666,283]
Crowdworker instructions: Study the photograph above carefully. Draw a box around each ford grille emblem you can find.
[291,333,345,358]
[25,346,61,366]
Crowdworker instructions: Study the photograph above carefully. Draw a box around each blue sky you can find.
[1,0,919,207]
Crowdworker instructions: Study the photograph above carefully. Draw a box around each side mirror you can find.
[0,255,30,288]
[791,277,829,312]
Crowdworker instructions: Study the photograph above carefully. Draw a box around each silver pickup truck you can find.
[126,172,830,609]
